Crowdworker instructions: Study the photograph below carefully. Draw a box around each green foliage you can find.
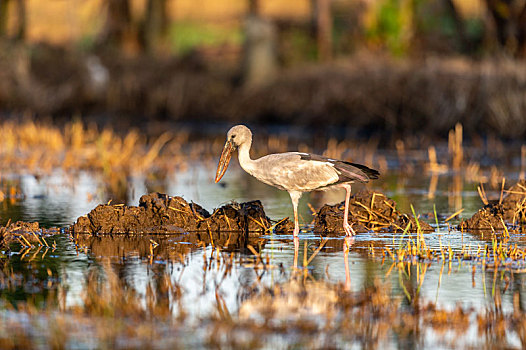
[365,0,487,56]
[169,21,241,54]
[280,28,318,66]
[366,0,412,56]
[75,35,97,52]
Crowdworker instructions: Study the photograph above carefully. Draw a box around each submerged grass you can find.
[382,235,526,272]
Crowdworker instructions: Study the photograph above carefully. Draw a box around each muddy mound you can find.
[314,190,434,234]
[273,218,295,233]
[459,180,526,230]
[72,192,274,234]
[0,221,61,248]
[459,204,507,231]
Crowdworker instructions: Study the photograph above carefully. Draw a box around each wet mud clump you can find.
[314,190,434,234]
[0,221,60,248]
[72,192,273,235]
[459,180,526,231]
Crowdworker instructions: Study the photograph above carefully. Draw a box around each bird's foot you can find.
[344,235,355,249]
[343,223,356,236]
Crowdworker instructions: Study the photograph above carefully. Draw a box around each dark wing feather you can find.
[299,153,379,184]
[336,161,380,181]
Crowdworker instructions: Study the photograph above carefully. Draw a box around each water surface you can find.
[1,162,524,348]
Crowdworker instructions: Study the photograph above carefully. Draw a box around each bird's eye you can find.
[231,135,236,139]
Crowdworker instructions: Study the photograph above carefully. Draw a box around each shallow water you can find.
[1,162,525,348]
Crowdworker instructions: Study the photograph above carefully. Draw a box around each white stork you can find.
[215,125,379,236]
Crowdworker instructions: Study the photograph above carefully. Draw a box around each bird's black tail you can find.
[338,161,380,180]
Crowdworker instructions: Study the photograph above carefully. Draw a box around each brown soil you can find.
[2,189,443,246]
[314,190,434,234]
[68,190,436,236]
[72,192,278,235]
[459,180,526,230]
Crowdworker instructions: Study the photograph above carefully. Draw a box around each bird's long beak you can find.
[215,140,235,183]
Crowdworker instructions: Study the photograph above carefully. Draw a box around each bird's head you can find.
[215,125,252,183]
[226,125,252,148]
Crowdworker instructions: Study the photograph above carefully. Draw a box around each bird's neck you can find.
[237,142,256,174]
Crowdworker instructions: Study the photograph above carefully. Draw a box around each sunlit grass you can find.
[0,118,191,196]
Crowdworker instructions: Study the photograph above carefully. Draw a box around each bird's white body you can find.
[215,125,379,236]
[240,151,339,192]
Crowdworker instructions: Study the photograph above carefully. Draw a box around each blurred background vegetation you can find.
[0,0,525,139]
[2,0,525,57]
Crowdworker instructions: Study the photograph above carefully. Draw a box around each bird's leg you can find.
[341,184,355,236]
[293,202,300,237]
[291,193,300,268]
[289,191,302,237]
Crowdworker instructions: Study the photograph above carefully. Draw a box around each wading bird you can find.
[215,125,379,236]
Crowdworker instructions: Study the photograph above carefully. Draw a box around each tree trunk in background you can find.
[312,0,332,61]
[518,3,526,57]
[485,0,526,57]
[443,0,467,52]
[241,0,278,89]
[97,0,135,52]
[486,0,511,49]
[248,0,260,15]
[0,0,8,38]
[0,0,26,41]
[14,0,25,40]
[141,0,169,53]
